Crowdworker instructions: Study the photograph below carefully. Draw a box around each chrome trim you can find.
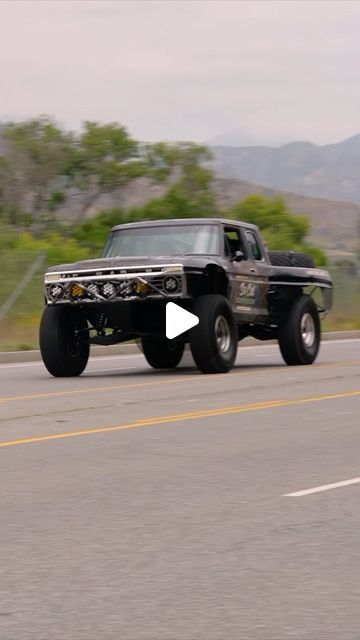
[45,271,184,284]
[45,263,184,280]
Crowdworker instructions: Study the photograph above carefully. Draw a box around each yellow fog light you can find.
[134,280,150,295]
[71,284,85,298]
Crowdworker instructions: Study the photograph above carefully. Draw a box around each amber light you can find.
[134,280,150,296]
[71,284,85,298]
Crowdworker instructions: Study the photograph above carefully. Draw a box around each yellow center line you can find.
[0,359,359,405]
[1,389,359,449]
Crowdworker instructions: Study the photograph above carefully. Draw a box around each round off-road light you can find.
[164,276,180,293]
[49,283,64,301]
[71,284,85,299]
[87,283,99,297]
[102,282,116,298]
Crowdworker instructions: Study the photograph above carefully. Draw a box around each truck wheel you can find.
[141,336,184,369]
[278,295,320,365]
[40,306,90,377]
[189,295,237,374]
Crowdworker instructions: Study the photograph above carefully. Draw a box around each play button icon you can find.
[166,302,199,340]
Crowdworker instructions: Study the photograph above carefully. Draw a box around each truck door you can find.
[242,228,269,317]
[223,225,268,320]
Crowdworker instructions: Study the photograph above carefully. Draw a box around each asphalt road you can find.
[1,339,360,640]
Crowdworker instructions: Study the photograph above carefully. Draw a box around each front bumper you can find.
[44,263,187,305]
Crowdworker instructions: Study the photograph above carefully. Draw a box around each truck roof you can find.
[111,218,259,233]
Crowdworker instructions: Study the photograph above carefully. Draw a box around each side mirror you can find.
[232,250,245,262]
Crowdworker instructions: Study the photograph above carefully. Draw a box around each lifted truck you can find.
[40,218,333,376]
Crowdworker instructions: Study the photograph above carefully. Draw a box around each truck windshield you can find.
[102,224,220,257]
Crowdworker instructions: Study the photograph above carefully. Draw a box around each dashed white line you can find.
[253,354,277,358]
[284,477,360,497]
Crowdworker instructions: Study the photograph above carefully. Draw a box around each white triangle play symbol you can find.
[166,302,199,340]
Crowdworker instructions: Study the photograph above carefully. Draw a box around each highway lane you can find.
[1,340,360,639]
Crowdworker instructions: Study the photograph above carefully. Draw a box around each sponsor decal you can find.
[237,281,257,305]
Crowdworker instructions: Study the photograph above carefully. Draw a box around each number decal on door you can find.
[237,282,257,305]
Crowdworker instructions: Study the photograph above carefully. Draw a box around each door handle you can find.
[250,268,256,273]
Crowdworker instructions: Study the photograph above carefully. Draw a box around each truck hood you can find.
[46,255,224,273]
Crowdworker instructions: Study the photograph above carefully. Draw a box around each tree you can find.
[67,122,146,221]
[73,140,218,253]
[141,141,217,218]
[0,118,217,228]
[227,195,326,264]
[48,130,216,222]
[143,141,212,184]
[3,117,73,220]
[0,119,148,225]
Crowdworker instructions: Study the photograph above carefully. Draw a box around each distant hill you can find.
[211,135,360,205]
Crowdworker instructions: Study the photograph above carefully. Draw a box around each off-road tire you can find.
[189,294,237,374]
[269,251,315,269]
[278,294,320,365]
[40,306,90,377]
[142,336,184,369]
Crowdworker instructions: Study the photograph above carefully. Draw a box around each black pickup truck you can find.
[40,218,333,376]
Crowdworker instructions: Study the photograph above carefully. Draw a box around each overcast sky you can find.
[1,0,360,146]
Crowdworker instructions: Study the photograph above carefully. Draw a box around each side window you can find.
[223,226,244,258]
[245,231,263,261]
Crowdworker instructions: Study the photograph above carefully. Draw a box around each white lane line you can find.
[253,354,277,358]
[324,338,360,345]
[284,477,360,497]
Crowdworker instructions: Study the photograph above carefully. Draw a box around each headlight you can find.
[87,283,99,297]
[162,266,183,273]
[164,276,180,293]
[48,283,65,301]
[101,282,116,298]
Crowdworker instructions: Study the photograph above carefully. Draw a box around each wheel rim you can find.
[301,312,316,348]
[167,339,179,353]
[67,330,81,357]
[215,315,231,353]
[67,323,87,358]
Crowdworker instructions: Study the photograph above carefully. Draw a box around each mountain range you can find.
[211,135,360,205]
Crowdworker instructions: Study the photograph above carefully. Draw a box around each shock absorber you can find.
[93,312,106,336]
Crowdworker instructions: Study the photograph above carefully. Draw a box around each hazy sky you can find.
[1,0,360,145]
